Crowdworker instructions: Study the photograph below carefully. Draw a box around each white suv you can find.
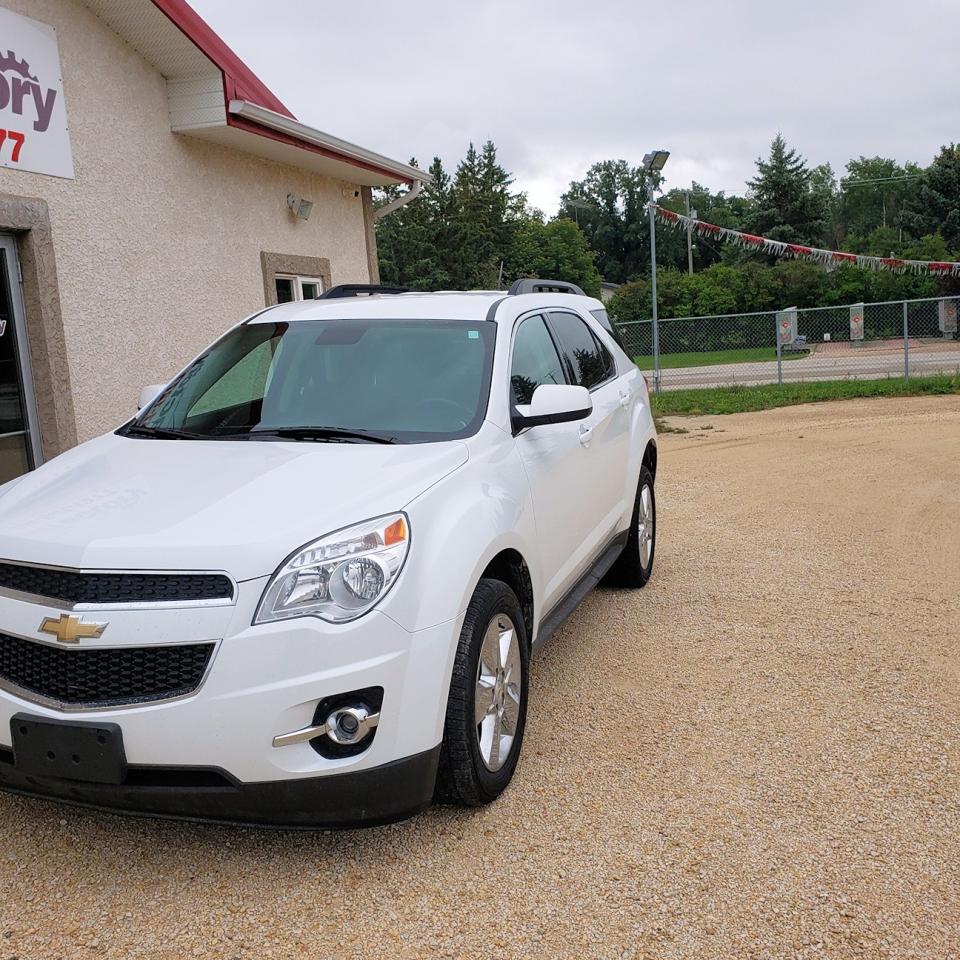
[0,280,657,827]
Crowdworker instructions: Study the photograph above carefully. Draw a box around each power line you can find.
[840,174,920,188]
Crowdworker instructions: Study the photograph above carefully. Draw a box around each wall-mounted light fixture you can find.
[287,194,314,221]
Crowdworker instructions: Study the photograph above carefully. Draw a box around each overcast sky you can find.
[192,0,959,214]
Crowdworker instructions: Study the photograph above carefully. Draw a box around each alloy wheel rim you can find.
[637,484,654,568]
[475,613,522,772]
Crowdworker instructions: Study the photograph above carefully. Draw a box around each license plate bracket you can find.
[11,713,127,784]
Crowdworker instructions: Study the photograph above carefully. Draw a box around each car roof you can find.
[247,291,605,324]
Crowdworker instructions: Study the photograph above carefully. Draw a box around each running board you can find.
[533,531,628,653]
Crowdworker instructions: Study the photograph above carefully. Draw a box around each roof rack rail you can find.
[318,284,409,299]
[508,278,586,297]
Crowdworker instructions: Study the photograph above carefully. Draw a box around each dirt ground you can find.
[2,395,959,960]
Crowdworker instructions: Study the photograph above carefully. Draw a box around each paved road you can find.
[660,346,960,390]
[3,396,960,959]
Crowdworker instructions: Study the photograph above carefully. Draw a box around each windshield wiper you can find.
[121,424,210,440]
[249,426,397,445]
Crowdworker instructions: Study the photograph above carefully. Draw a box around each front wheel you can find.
[605,465,656,588]
[435,579,529,806]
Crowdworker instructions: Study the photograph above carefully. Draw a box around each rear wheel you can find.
[605,465,656,588]
[435,579,529,806]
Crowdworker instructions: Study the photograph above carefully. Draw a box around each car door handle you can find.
[578,424,592,447]
[618,390,631,408]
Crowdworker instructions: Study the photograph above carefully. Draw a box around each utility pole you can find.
[685,192,696,276]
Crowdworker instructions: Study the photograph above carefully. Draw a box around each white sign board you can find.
[939,299,958,334]
[776,307,797,346]
[0,8,73,179]
[850,303,865,341]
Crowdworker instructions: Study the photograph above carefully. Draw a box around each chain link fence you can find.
[613,295,960,391]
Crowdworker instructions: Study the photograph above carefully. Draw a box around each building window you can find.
[261,252,332,307]
[275,274,324,303]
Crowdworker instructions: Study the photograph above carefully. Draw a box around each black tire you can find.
[435,578,530,807]
[604,465,656,588]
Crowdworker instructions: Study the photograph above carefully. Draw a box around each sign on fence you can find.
[776,307,798,346]
[939,299,958,334]
[850,303,865,341]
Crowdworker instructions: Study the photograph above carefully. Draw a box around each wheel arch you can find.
[479,548,534,646]
[642,438,658,479]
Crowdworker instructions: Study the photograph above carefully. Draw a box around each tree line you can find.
[375,135,960,321]
[376,142,602,297]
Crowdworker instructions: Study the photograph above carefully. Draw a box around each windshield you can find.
[126,318,496,443]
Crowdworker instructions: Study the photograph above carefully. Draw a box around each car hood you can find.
[0,433,468,580]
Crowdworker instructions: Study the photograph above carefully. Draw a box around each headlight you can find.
[254,514,410,625]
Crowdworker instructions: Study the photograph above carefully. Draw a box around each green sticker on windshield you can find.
[468,330,479,339]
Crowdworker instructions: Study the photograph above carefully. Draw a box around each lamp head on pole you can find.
[642,150,671,173]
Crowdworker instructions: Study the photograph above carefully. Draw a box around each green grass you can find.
[634,346,809,369]
[651,373,960,418]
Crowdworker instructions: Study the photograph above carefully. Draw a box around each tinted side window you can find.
[549,312,614,389]
[590,307,629,354]
[511,315,567,405]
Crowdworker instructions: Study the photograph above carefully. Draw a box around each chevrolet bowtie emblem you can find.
[39,614,108,645]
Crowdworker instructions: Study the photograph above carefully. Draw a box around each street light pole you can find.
[647,182,661,395]
[642,150,670,396]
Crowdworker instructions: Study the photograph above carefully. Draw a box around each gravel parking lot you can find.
[2,394,959,959]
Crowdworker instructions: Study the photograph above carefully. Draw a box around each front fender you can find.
[380,425,540,636]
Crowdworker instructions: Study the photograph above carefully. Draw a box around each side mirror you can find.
[512,384,592,433]
[138,384,165,410]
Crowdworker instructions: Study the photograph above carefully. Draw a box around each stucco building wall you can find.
[0,0,373,446]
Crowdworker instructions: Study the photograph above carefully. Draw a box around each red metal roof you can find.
[146,0,418,184]
[150,0,295,118]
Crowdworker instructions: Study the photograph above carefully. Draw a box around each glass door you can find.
[0,235,40,483]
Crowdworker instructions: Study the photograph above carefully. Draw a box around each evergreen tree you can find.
[450,141,520,288]
[377,157,462,290]
[376,141,531,291]
[901,144,960,249]
[746,134,828,246]
[375,158,444,290]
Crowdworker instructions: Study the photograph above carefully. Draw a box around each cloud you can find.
[192,0,960,213]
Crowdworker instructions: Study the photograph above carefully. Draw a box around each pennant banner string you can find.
[653,205,960,277]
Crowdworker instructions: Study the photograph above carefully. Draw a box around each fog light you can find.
[326,705,378,745]
[339,713,359,736]
[272,686,384,756]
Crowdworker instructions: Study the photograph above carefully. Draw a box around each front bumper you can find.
[0,744,440,828]
[0,578,460,826]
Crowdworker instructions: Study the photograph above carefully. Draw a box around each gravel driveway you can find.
[3,395,959,959]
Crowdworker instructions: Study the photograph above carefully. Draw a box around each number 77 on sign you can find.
[0,129,26,163]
